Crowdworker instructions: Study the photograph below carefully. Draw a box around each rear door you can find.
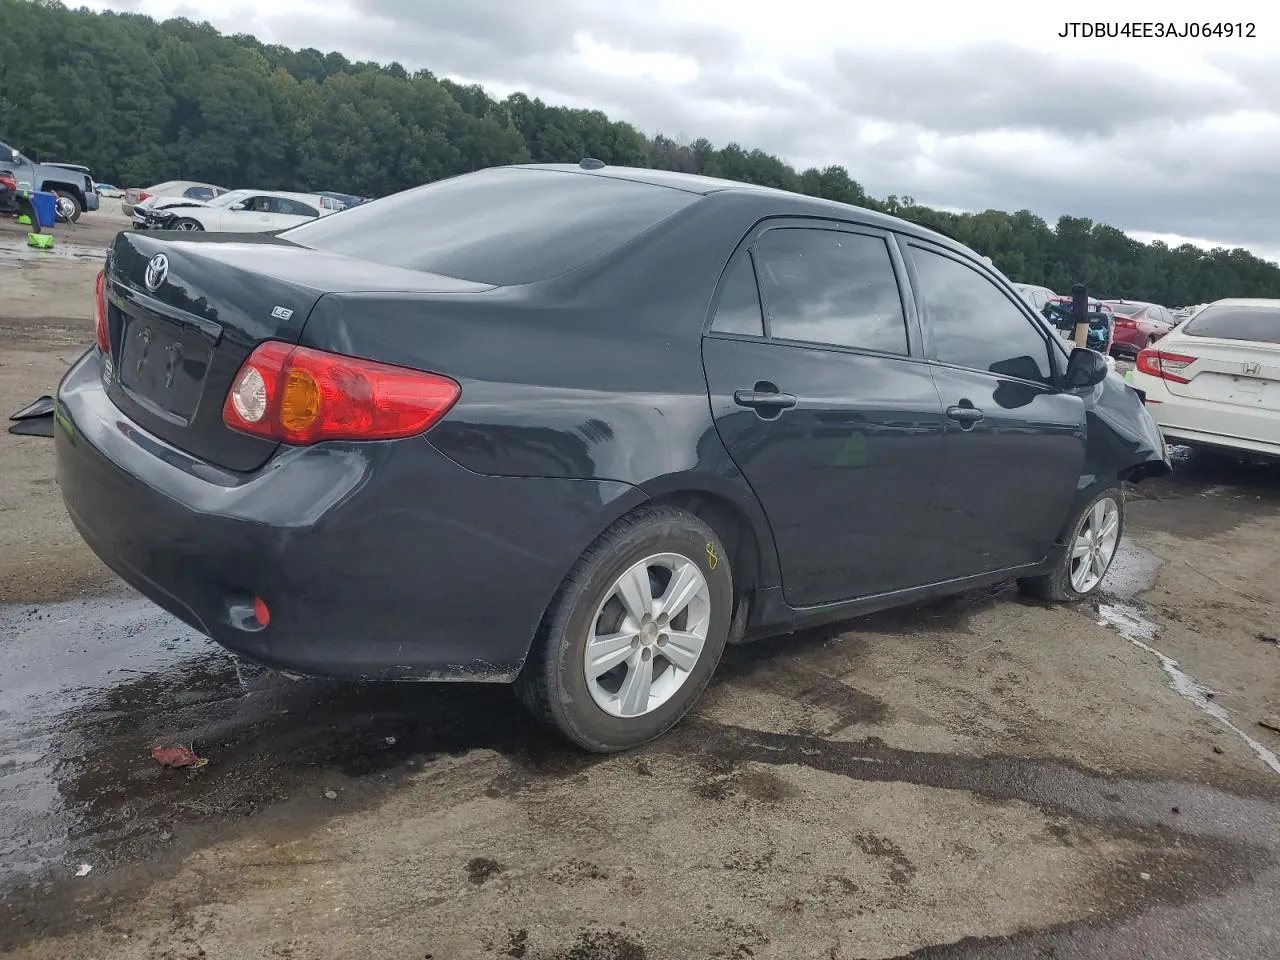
[1161,304,1280,444]
[902,239,1086,576]
[701,220,949,608]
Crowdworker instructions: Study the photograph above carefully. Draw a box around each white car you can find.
[1131,298,1280,460]
[1011,282,1059,312]
[151,190,340,233]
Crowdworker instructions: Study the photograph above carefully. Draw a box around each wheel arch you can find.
[529,471,783,663]
[40,180,86,204]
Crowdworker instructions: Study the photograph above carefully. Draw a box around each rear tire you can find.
[52,191,81,223]
[1018,483,1124,602]
[515,504,733,752]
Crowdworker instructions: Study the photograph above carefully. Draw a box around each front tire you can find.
[515,505,733,752]
[172,218,204,232]
[1018,484,1124,602]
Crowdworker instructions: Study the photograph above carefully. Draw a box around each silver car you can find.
[122,180,229,217]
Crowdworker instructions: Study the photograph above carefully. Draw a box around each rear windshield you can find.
[1105,301,1147,316]
[1183,304,1280,344]
[280,167,699,286]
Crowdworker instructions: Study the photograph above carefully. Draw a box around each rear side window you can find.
[753,228,909,354]
[710,255,765,336]
[1184,304,1280,344]
[277,199,318,217]
[281,167,698,286]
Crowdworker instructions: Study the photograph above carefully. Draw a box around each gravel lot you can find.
[1,206,1278,960]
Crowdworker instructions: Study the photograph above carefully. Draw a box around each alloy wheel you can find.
[583,552,711,718]
[1069,497,1121,593]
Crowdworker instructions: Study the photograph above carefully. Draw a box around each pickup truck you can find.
[0,138,100,222]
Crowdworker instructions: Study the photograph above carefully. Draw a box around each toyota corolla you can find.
[55,162,1170,752]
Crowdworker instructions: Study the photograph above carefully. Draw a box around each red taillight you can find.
[138,191,151,201]
[93,269,109,353]
[1136,347,1195,384]
[1115,318,1137,329]
[222,341,461,445]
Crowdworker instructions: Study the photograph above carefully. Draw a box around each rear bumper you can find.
[1131,370,1280,459]
[1110,330,1145,354]
[55,349,637,681]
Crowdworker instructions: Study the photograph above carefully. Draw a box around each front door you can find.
[702,223,947,608]
[902,240,1086,575]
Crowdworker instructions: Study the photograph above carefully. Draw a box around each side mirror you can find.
[1065,347,1109,389]
[229,201,246,211]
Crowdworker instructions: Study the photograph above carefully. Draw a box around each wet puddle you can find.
[0,239,106,266]
[1093,542,1280,778]
[0,589,557,898]
[0,593,210,885]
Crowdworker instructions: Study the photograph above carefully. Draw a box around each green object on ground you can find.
[17,214,31,225]
[27,232,54,249]
[1123,369,1134,383]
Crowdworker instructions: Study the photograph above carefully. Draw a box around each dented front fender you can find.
[1084,371,1172,485]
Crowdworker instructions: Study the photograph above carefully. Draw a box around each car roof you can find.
[241,190,327,203]
[506,163,970,254]
[1203,298,1280,309]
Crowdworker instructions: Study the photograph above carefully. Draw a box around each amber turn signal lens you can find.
[280,367,321,431]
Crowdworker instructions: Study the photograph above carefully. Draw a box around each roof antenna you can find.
[579,157,605,170]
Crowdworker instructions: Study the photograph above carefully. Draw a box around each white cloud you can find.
[82,0,1280,264]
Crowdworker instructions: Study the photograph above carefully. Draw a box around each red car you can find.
[0,171,16,212]
[1102,300,1176,358]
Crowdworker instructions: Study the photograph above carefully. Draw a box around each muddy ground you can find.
[1,213,1279,959]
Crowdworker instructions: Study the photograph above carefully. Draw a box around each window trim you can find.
[703,216,925,361]
[898,237,1067,388]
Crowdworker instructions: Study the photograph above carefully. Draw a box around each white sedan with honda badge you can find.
[1131,298,1280,461]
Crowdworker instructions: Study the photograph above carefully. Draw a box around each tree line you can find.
[2,0,1277,305]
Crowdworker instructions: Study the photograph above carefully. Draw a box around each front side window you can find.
[910,245,1053,384]
[753,228,909,354]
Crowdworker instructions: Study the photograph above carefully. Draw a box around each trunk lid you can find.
[102,231,492,472]
[1162,336,1280,416]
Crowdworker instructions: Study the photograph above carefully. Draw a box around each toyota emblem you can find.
[144,253,169,292]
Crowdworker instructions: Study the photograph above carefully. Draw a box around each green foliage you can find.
[1,0,1276,302]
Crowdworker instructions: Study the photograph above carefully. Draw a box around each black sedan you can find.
[54,162,1170,752]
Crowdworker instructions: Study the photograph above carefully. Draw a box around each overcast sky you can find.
[86,0,1280,265]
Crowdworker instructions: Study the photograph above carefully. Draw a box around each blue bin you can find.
[30,191,57,228]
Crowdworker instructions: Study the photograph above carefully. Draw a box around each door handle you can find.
[734,389,797,410]
[946,405,984,427]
